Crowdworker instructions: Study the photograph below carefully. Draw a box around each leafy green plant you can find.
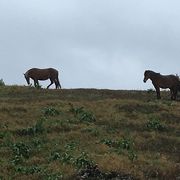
[79,111,96,123]
[50,144,94,170]
[69,103,96,123]
[101,137,133,150]
[100,139,114,147]
[60,152,74,164]
[15,165,42,175]
[146,118,165,131]
[43,107,60,116]
[11,142,31,165]
[11,155,24,165]
[15,165,63,179]
[12,142,31,158]
[128,150,138,162]
[65,141,78,151]
[117,137,134,150]
[31,138,44,151]
[73,152,94,169]
[50,151,61,161]
[101,137,137,162]
[50,150,74,164]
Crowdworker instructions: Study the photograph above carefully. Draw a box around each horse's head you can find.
[24,73,30,85]
[143,70,151,83]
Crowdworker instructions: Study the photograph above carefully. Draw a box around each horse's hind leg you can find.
[170,89,174,100]
[33,79,39,87]
[171,87,177,100]
[170,88,174,100]
[55,80,58,89]
[173,90,177,100]
[55,78,61,89]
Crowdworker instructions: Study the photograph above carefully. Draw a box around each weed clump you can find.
[15,165,63,179]
[101,136,138,162]
[10,142,31,165]
[15,165,42,175]
[73,152,94,169]
[146,118,165,131]
[50,142,94,170]
[12,142,31,159]
[69,103,96,123]
[50,150,94,169]
[43,107,60,116]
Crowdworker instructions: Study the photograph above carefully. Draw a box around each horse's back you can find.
[27,68,59,79]
[157,74,180,88]
[28,68,58,74]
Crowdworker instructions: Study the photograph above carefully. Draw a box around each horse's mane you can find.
[147,70,180,79]
[24,71,29,78]
[146,70,160,76]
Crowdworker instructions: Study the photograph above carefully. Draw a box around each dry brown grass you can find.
[0,86,179,179]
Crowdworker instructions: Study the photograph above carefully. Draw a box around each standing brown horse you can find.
[24,68,61,89]
[143,70,180,100]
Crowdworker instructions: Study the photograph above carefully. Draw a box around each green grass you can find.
[0,86,179,179]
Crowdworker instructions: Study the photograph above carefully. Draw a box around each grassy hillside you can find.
[0,86,179,179]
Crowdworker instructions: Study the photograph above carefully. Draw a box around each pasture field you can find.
[0,86,179,179]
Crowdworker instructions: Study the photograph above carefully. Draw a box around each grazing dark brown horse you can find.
[143,70,180,100]
[24,68,61,89]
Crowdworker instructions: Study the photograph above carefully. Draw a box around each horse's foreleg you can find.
[154,86,161,99]
[34,79,39,88]
[47,80,53,89]
[33,80,36,87]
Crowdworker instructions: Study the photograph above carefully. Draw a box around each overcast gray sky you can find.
[0,0,180,89]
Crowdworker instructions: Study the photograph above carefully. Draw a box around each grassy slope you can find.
[0,86,179,179]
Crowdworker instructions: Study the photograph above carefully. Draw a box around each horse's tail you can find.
[55,78,61,89]
[178,81,180,91]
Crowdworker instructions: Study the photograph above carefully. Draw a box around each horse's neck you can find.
[150,72,160,81]
[25,71,29,78]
